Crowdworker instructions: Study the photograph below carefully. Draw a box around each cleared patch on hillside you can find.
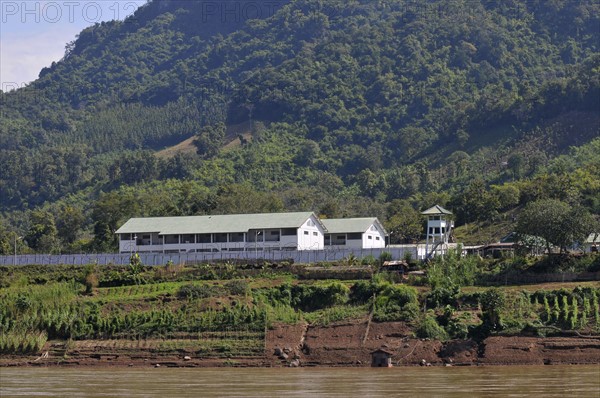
[156,121,255,158]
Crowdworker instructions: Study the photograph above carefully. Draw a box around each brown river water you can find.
[1,365,599,397]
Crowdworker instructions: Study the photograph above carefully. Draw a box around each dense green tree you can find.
[0,222,14,255]
[56,206,85,245]
[385,200,423,244]
[194,123,226,159]
[516,199,597,253]
[214,184,285,214]
[25,210,60,253]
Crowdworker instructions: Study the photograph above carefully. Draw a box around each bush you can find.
[379,252,392,264]
[225,279,249,296]
[373,284,420,322]
[380,284,418,307]
[416,315,449,341]
[83,264,99,294]
[361,255,377,266]
[480,288,505,331]
[349,280,376,304]
[15,295,31,311]
[177,284,215,300]
[290,282,349,312]
[426,285,460,309]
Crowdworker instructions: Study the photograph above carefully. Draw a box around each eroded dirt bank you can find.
[266,321,600,367]
[2,321,599,368]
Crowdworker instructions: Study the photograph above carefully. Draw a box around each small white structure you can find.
[421,205,453,259]
[115,212,326,254]
[322,218,387,249]
[583,233,599,253]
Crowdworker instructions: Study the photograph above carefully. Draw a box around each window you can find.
[376,236,380,240]
[282,228,297,236]
[337,235,345,240]
[307,220,314,227]
[347,233,361,240]
[229,233,244,242]
[182,234,195,244]
[266,230,280,242]
[120,234,131,241]
[197,234,211,243]
[164,235,179,244]
[368,235,372,239]
[304,231,309,235]
[215,233,228,243]
[313,232,318,236]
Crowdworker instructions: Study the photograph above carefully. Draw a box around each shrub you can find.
[290,282,349,312]
[225,280,249,296]
[426,285,460,309]
[480,288,505,331]
[83,264,99,294]
[570,297,578,330]
[349,280,376,304]
[361,255,377,266]
[379,252,392,264]
[373,284,420,322]
[416,315,449,341]
[177,284,215,300]
[15,295,31,311]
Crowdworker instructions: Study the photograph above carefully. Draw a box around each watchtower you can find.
[421,205,453,259]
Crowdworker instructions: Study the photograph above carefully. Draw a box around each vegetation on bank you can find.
[1,254,598,356]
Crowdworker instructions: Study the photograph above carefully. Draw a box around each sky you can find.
[1,0,146,92]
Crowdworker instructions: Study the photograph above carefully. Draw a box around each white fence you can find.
[0,246,423,267]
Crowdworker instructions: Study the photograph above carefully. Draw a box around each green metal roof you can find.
[321,218,387,235]
[115,212,322,235]
[421,205,453,216]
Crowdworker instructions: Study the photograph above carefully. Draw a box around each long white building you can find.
[115,212,390,254]
[116,212,326,254]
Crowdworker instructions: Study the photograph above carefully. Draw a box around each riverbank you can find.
[2,262,599,369]
[2,321,599,368]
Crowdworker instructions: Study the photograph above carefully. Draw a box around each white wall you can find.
[361,224,386,249]
[297,215,325,250]
[426,219,450,243]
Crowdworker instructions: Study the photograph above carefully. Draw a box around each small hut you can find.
[371,348,393,367]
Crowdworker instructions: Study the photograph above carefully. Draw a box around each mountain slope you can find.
[0,0,598,251]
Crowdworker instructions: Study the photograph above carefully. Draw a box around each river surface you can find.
[1,365,599,397]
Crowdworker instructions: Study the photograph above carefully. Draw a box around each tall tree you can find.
[385,200,423,244]
[516,199,597,253]
[56,206,85,245]
[25,210,60,253]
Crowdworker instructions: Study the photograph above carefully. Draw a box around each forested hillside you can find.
[0,0,598,253]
